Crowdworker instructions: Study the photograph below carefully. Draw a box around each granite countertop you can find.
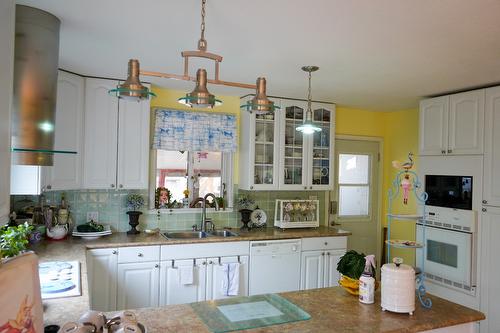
[32,226,349,326]
[123,288,485,333]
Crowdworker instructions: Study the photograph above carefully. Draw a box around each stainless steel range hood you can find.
[11,5,63,166]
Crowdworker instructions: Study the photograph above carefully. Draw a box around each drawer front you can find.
[301,237,347,251]
[118,246,160,263]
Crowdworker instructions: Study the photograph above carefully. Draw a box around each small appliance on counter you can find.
[381,257,415,315]
[274,199,319,229]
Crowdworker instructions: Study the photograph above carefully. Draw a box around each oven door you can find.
[416,224,473,289]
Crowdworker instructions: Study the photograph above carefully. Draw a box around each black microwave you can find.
[425,175,473,210]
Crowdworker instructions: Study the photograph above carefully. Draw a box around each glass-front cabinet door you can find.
[309,104,334,190]
[279,101,309,190]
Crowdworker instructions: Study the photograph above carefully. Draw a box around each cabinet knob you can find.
[119,184,123,189]
[112,250,117,255]
[202,261,207,265]
[138,253,143,257]
[324,242,328,246]
[155,264,159,268]
[441,150,446,154]
[322,252,325,256]
[208,261,213,265]
[304,186,307,190]
[110,184,115,188]
[310,186,313,189]
[482,208,487,212]
[447,149,452,154]
[46,185,52,190]
[483,200,488,204]
[250,186,254,190]
[327,252,330,256]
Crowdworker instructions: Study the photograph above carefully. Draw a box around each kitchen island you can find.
[112,287,484,333]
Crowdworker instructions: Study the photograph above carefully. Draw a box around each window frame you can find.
[148,149,234,212]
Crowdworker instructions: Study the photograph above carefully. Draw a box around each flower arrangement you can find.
[183,189,190,198]
[237,194,255,210]
[126,194,145,211]
[0,222,34,259]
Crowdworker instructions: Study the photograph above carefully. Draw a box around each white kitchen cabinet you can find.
[483,86,500,207]
[239,96,281,190]
[0,0,14,224]
[117,261,160,310]
[239,96,335,191]
[44,70,85,190]
[206,255,249,300]
[419,91,484,156]
[300,249,344,290]
[480,207,500,333]
[159,259,207,306]
[87,248,118,311]
[83,77,150,189]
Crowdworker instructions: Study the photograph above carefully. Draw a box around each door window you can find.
[338,154,371,217]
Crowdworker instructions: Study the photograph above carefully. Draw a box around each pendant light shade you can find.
[178,68,222,108]
[109,59,156,100]
[296,66,321,134]
[240,77,280,114]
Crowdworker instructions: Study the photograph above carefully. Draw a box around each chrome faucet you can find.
[201,193,219,232]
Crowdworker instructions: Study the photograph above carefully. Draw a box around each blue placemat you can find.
[191,294,311,332]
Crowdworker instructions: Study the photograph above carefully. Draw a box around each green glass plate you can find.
[190,294,311,333]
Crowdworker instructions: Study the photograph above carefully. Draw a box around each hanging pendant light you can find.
[240,77,280,114]
[109,59,156,100]
[178,68,222,108]
[296,66,322,134]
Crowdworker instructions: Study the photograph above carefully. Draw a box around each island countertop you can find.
[121,287,485,333]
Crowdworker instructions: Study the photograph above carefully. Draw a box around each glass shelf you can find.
[11,148,77,154]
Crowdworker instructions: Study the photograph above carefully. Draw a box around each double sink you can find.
[162,230,239,240]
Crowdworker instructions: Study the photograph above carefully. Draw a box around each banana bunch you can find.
[339,275,360,295]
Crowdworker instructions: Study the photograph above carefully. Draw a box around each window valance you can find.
[152,109,237,152]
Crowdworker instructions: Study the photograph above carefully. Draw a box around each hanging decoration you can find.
[392,152,415,205]
[110,0,277,113]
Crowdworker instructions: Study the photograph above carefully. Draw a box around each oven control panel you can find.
[421,206,476,233]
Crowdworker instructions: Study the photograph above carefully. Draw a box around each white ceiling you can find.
[16,0,500,111]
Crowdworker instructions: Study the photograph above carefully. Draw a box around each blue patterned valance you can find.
[152,109,237,152]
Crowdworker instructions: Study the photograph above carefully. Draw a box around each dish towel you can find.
[179,265,194,285]
[221,263,240,296]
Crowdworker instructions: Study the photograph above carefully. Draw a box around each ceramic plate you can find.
[250,209,267,227]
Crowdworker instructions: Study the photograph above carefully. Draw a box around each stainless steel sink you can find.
[162,231,209,239]
[208,230,239,237]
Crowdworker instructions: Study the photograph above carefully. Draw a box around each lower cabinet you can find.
[300,250,344,290]
[117,261,160,310]
[159,255,249,306]
[87,248,118,311]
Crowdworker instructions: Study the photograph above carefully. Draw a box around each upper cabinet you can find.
[419,90,484,156]
[83,78,150,189]
[483,86,500,207]
[44,71,85,190]
[239,96,335,191]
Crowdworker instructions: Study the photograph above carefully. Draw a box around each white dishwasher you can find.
[249,239,301,296]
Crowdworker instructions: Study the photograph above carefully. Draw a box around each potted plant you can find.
[237,194,255,231]
[0,222,34,261]
[126,194,145,234]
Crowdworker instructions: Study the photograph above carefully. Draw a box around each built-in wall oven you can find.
[416,207,476,295]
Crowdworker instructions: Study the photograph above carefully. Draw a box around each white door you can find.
[483,86,500,207]
[159,259,206,306]
[86,248,118,311]
[83,78,118,189]
[117,92,150,189]
[300,250,324,290]
[309,103,335,190]
[324,250,344,288]
[419,96,449,156]
[206,256,249,300]
[279,100,309,190]
[333,139,380,258]
[117,262,160,310]
[45,71,85,190]
[480,207,500,333]
[448,90,485,155]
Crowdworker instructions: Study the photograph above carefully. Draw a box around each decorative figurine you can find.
[401,174,412,205]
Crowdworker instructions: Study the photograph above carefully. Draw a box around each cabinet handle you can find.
[447,149,452,154]
[112,250,117,255]
[482,208,487,212]
[483,200,488,204]
[138,253,143,257]
[441,150,446,154]
[119,184,123,189]
[155,264,159,268]
[110,184,115,188]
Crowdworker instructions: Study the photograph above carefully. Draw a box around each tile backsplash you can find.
[11,187,326,232]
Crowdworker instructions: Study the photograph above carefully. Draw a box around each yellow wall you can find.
[151,85,419,264]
